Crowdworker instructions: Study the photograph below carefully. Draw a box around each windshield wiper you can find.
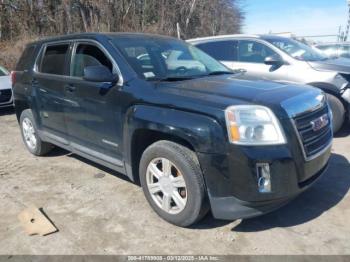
[153,76,195,82]
[207,71,235,76]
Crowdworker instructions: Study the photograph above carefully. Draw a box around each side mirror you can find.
[264,56,284,66]
[83,65,118,83]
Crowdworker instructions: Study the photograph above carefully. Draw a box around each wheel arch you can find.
[307,82,341,97]
[122,105,227,183]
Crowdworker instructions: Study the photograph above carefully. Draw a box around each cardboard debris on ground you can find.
[18,206,58,236]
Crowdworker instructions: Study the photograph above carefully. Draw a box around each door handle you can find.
[65,84,76,93]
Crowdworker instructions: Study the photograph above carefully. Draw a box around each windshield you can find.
[265,37,328,62]
[111,36,231,81]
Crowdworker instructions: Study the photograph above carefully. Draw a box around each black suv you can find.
[13,33,332,227]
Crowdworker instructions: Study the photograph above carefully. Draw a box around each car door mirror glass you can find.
[83,65,118,83]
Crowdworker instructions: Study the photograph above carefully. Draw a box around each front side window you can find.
[238,40,276,63]
[265,37,327,61]
[40,44,69,75]
[111,37,231,81]
[196,40,238,61]
[71,44,113,77]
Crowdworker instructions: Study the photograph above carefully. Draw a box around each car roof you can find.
[187,34,291,44]
[30,32,179,45]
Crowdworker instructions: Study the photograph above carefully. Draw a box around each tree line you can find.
[0,0,244,41]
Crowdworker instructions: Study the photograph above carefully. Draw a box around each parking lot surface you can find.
[0,108,349,255]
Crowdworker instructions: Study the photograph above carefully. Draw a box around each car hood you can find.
[0,76,11,90]
[307,58,350,74]
[156,75,322,119]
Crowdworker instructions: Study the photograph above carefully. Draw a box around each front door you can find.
[234,40,292,82]
[64,42,124,164]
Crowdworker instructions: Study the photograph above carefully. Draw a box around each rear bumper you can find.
[209,163,328,220]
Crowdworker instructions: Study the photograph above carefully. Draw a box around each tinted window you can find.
[40,44,69,75]
[71,44,113,77]
[238,40,276,63]
[16,45,36,71]
[196,41,238,61]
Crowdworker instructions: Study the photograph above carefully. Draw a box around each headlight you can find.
[225,105,286,145]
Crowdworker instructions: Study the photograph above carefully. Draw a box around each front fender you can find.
[123,105,227,155]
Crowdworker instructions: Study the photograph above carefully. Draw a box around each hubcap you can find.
[146,158,187,214]
[22,118,37,150]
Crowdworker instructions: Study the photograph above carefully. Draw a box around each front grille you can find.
[0,89,12,103]
[293,104,332,159]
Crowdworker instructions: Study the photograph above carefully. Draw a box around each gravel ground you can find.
[0,108,349,255]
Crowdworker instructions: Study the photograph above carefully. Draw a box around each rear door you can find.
[195,40,239,69]
[33,42,71,143]
[63,41,124,164]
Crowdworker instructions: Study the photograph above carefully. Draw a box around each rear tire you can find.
[326,94,345,133]
[139,140,209,227]
[20,109,54,156]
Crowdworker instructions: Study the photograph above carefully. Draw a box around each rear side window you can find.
[40,44,70,75]
[16,45,36,71]
[196,40,238,61]
[71,44,113,77]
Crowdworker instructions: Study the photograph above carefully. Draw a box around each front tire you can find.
[139,140,209,227]
[326,94,345,133]
[20,109,54,156]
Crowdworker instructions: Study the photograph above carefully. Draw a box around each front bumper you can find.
[197,142,331,220]
[208,163,328,220]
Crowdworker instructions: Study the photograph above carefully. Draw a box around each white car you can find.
[0,66,13,108]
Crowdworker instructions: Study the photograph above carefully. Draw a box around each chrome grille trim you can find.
[291,103,333,161]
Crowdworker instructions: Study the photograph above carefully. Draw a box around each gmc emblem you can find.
[311,114,329,132]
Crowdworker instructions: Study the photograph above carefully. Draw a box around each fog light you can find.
[256,163,271,193]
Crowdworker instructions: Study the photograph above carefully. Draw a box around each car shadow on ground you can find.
[0,107,15,116]
[231,153,350,232]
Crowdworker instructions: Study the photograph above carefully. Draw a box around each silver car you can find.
[188,35,350,132]
[315,42,350,59]
[0,66,13,108]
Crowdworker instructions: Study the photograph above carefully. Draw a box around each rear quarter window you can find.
[16,45,36,71]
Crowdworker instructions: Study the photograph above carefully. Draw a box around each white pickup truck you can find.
[0,66,13,108]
